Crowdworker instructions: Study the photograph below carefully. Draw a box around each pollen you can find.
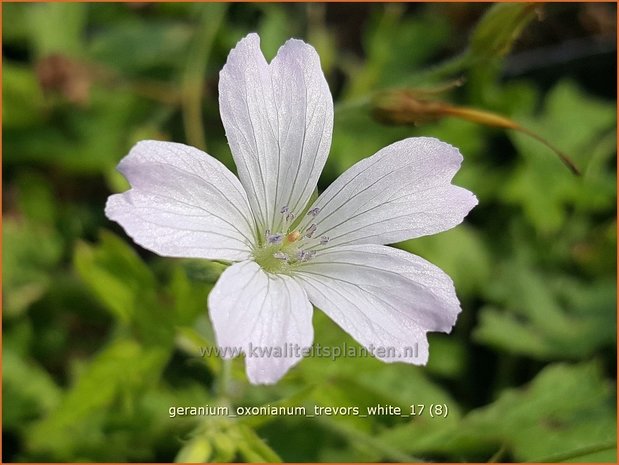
[255,214,323,273]
[286,230,301,243]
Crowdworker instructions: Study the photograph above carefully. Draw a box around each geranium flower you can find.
[106,33,477,384]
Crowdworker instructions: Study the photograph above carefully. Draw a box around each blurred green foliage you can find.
[3,2,616,463]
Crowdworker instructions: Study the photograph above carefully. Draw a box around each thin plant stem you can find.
[181,4,228,151]
[334,53,471,116]
[218,358,233,403]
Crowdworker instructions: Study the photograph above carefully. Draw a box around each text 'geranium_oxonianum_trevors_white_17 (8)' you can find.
[105,33,478,385]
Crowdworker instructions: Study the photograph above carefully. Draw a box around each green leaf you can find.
[74,231,155,325]
[425,335,466,379]
[174,436,213,463]
[3,349,61,430]
[75,231,183,347]
[503,80,616,234]
[3,3,32,43]
[236,424,283,463]
[377,362,616,461]
[298,319,462,460]
[400,224,491,297]
[27,338,168,458]
[474,259,616,360]
[210,427,238,462]
[14,172,58,225]
[345,6,450,98]
[89,20,193,74]
[4,84,151,173]
[28,2,87,57]
[445,362,617,461]
[2,62,46,129]
[316,416,422,462]
[468,3,538,61]
[3,217,63,317]
[353,362,463,459]
[167,264,212,327]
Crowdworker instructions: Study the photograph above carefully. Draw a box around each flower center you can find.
[253,205,329,274]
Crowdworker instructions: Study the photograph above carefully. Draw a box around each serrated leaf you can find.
[474,260,616,360]
[27,338,168,457]
[74,231,155,324]
[450,362,617,461]
[396,362,617,461]
[3,349,61,429]
[3,218,63,317]
[503,80,616,233]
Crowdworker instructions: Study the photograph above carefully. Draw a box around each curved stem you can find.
[181,4,228,151]
[442,105,581,175]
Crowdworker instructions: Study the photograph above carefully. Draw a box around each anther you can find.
[297,250,316,262]
[305,224,317,238]
[307,207,321,217]
[280,206,289,215]
[273,252,288,261]
[285,212,295,223]
[267,233,283,245]
[320,236,330,245]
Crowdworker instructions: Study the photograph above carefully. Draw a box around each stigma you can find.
[254,205,330,273]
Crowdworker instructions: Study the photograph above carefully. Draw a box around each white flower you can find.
[105,33,477,385]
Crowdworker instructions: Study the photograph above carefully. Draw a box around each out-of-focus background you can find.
[3,2,617,462]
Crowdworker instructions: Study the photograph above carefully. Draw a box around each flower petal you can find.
[298,137,477,249]
[105,140,256,261]
[208,260,313,384]
[294,244,462,364]
[219,33,333,232]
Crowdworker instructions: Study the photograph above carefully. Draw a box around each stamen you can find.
[307,207,321,217]
[297,250,316,262]
[320,236,329,245]
[285,212,295,223]
[267,233,283,245]
[273,251,288,261]
[305,223,317,238]
[280,206,289,215]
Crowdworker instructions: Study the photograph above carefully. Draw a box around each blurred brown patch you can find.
[36,54,92,106]
[579,3,617,38]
